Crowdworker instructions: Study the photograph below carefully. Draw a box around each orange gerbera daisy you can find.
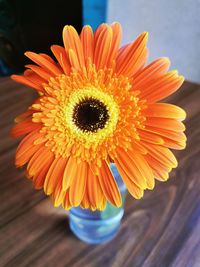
[11,22,186,211]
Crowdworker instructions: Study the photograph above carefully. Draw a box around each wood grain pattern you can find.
[0,78,200,267]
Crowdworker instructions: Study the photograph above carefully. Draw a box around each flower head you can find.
[11,23,186,210]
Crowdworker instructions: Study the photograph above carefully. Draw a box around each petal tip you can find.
[179,75,185,83]
[11,74,18,81]
[111,21,122,28]
[24,51,33,57]
[142,31,149,40]
[83,24,93,30]
[162,57,171,66]
[63,25,70,31]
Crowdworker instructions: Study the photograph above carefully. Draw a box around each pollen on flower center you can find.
[73,98,109,132]
[65,87,119,145]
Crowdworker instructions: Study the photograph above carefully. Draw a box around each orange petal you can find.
[63,189,71,210]
[133,57,170,86]
[115,160,144,199]
[14,110,34,123]
[63,25,85,68]
[51,45,71,75]
[138,128,164,145]
[33,154,54,189]
[87,165,104,209]
[80,25,94,64]
[62,156,76,190]
[44,157,67,195]
[107,22,122,67]
[39,53,55,64]
[44,157,60,194]
[15,131,44,166]
[68,49,81,71]
[117,43,131,61]
[143,126,186,143]
[11,74,44,92]
[80,192,90,210]
[144,117,185,132]
[143,103,186,121]
[24,70,48,93]
[16,130,41,151]
[115,147,154,189]
[139,71,184,102]
[98,160,122,207]
[141,142,178,168]
[69,160,87,206]
[27,147,53,177]
[24,69,46,84]
[131,141,148,154]
[99,197,107,211]
[25,51,62,76]
[94,23,107,43]
[52,180,66,207]
[161,136,186,150]
[11,120,42,138]
[25,64,52,81]
[94,24,113,69]
[145,154,170,181]
[116,32,148,77]
[16,143,42,167]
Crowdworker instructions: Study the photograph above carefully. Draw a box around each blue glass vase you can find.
[69,163,127,244]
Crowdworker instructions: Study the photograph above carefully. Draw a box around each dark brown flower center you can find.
[72,98,109,132]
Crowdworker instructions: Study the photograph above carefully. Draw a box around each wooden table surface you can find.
[0,77,200,267]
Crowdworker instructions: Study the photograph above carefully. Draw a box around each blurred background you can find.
[0,0,199,82]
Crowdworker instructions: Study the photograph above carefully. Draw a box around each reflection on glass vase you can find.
[69,163,127,244]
